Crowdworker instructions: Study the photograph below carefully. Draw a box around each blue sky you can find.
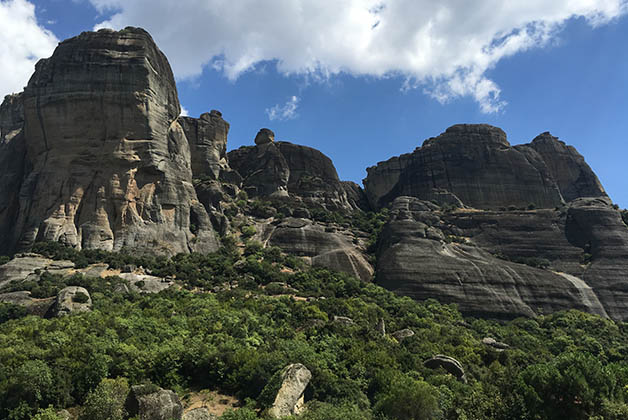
[3,0,628,207]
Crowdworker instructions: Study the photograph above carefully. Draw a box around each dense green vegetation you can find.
[0,243,627,420]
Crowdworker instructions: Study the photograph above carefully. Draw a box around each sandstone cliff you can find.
[364,124,605,210]
[0,27,218,255]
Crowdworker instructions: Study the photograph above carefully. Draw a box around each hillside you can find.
[0,27,627,420]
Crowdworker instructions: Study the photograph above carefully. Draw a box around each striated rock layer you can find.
[364,124,606,210]
[0,27,218,255]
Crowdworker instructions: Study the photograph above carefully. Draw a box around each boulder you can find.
[391,329,415,342]
[269,364,312,418]
[482,337,510,350]
[182,408,217,420]
[0,27,218,255]
[126,384,183,420]
[333,315,355,326]
[118,273,174,294]
[424,355,467,383]
[50,286,92,316]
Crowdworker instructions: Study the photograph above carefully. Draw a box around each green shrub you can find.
[31,407,64,420]
[79,377,129,420]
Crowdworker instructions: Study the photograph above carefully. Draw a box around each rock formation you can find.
[364,124,605,210]
[375,196,612,319]
[183,408,217,420]
[126,384,183,420]
[50,286,92,316]
[228,132,364,211]
[266,218,374,282]
[424,355,467,383]
[179,110,230,180]
[269,363,312,418]
[0,27,218,255]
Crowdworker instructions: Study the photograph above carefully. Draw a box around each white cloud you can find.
[180,105,189,117]
[90,0,627,113]
[0,0,58,98]
[266,96,300,121]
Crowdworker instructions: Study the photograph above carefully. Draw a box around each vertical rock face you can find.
[0,94,27,249]
[0,27,218,255]
[179,110,230,180]
[364,124,576,210]
[527,132,607,202]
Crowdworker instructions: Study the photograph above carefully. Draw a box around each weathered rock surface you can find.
[266,217,373,281]
[0,291,55,316]
[269,363,312,418]
[333,315,355,326]
[183,408,217,420]
[0,253,75,289]
[126,385,183,420]
[376,196,612,319]
[118,273,174,294]
[526,132,607,202]
[424,355,467,383]
[482,337,510,350]
[391,328,415,342]
[0,27,218,255]
[179,110,230,180]
[228,135,364,211]
[50,286,92,316]
[364,124,605,210]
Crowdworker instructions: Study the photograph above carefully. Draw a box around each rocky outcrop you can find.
[0,291,55,316]
[266,218,373,282]
[0,27,218,255]
[482,337,510,350]
[50,286,92,316]
[363,124,604,210]
[179,110,230,180]
[424,355,466,383]
[118,273,174,294]
[228,133,364,211]
[0,253,74,289]
[376,196,611,319]
[391,329,415,342]
[527,132,607,202]
[183,408,216,420]
[268,364,312,418]
[126,385,183,420]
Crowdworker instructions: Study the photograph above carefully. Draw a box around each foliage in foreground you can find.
[0,243,626,420]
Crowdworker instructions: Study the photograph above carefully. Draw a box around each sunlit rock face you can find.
[0,27,218,255]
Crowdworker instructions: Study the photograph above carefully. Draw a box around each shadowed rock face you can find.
[526,132,607,202]
[0,27,218,255]
[363,124,603,210]
[228,138,364,211]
